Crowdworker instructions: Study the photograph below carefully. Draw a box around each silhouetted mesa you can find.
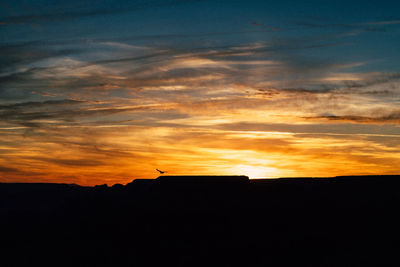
[1,175,400,267]
[153,175,249,192]
[156,175,249,185]
[149,176,250,209]
[125,178,155,191]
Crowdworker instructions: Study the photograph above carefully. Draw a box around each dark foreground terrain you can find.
[1,175,399,266]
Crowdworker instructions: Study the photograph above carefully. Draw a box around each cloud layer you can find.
[1,0,400,184]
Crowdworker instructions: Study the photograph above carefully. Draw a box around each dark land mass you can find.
[1,175,399,266]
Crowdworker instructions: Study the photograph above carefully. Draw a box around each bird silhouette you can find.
[156,169,166,174]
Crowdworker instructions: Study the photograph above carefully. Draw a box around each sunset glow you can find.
[1,1,399,185]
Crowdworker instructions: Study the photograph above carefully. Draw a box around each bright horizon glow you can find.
[230,164,280,179]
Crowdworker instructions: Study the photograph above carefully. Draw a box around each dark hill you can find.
[1,175,399,266]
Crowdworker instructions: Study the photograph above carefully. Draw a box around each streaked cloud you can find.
[1,0,399,184]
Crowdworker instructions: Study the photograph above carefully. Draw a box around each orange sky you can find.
[1,85,399,185]
[1,1,400,185]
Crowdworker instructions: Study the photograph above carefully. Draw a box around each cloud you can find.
[2,40,399,133]
[1,38,399,133]
[215,122,400,136]
[0,165,19,173]
[29,157,104,167]
[0,99,83,109]
[0,98,158,128]
[305,112,400,124]
[2,1,400,184]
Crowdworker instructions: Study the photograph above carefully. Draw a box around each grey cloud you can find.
[256,72,400,97]
[0,99,83,109]
[1,106,143,124]
[0,99,154,128]
[340,73,400,90]
[0,46,84,100]
[257,88,332,96]
[216,122,400,136]
[0,165,19,173]
[306,112,400,124]
[0,44,82,73]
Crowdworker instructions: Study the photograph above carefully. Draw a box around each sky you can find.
[1,0,400,185]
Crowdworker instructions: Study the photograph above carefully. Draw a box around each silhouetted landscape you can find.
[1,175,399,266]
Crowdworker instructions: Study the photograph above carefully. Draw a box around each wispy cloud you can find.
[305,112,400,124]
[1,1,400,184]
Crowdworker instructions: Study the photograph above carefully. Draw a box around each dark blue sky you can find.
[2,1,400,73]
